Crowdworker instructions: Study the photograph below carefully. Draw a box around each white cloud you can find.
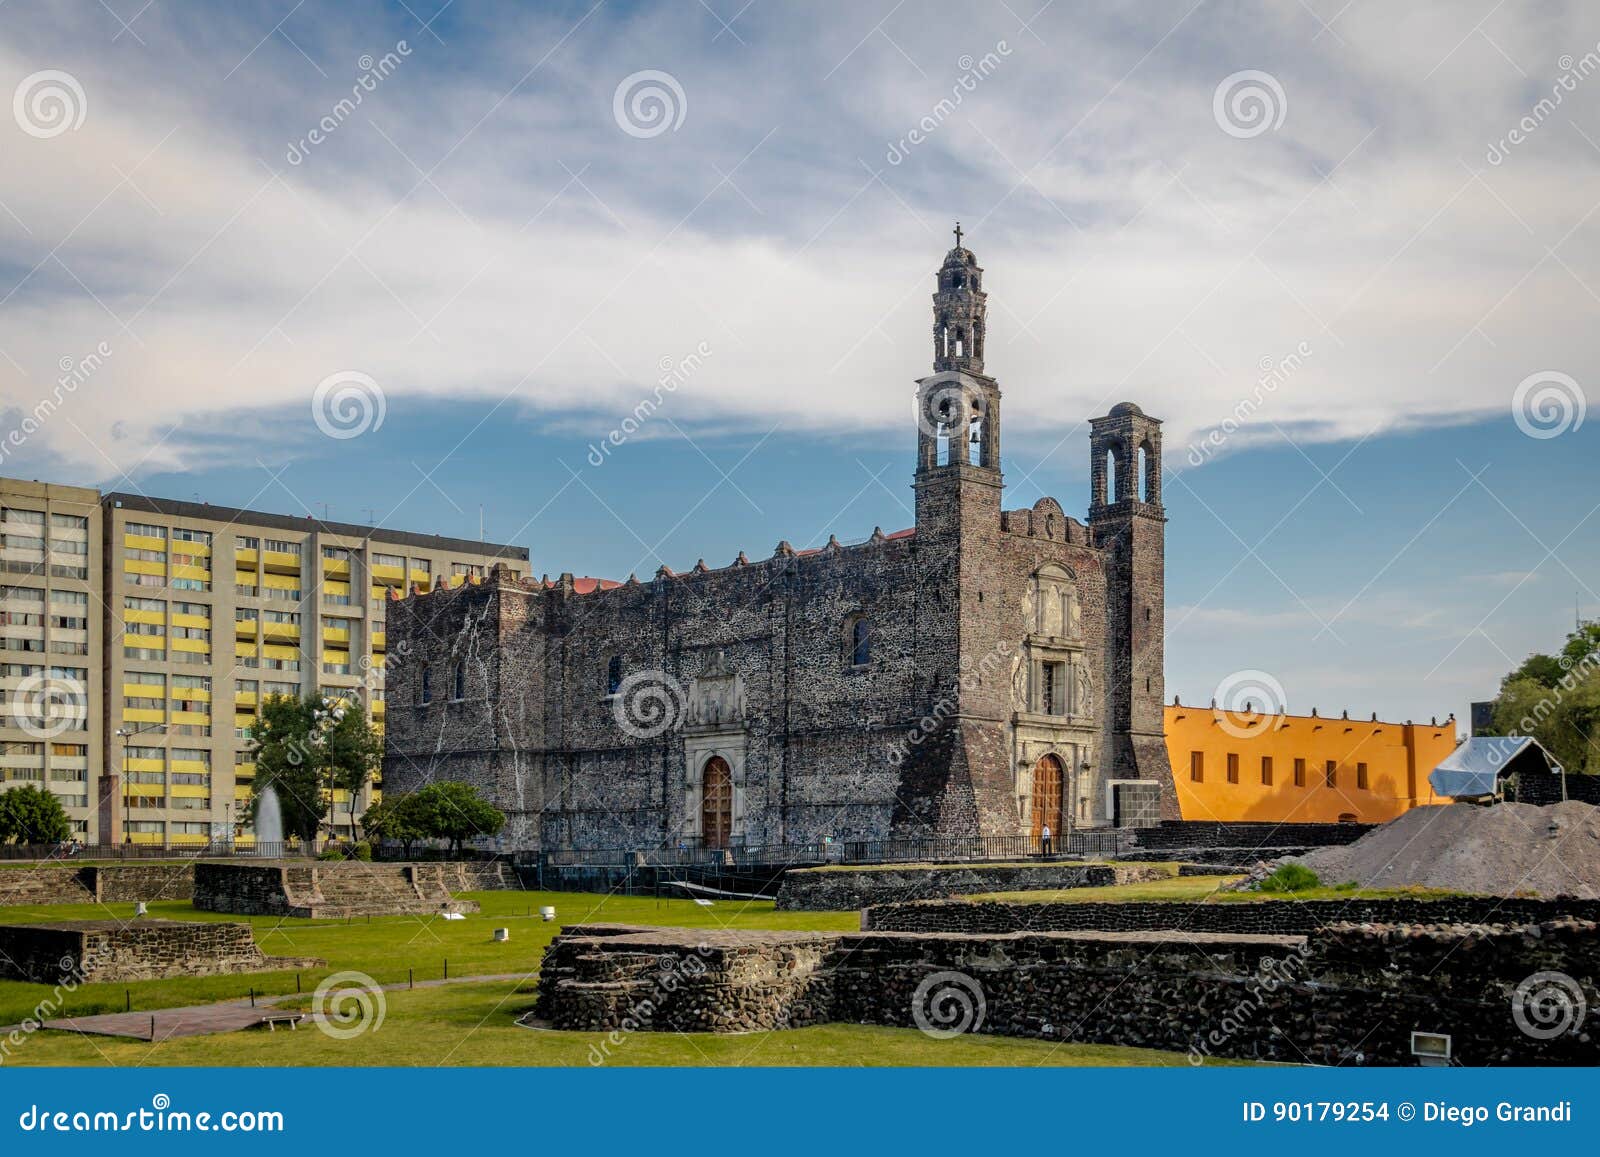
[0,0,1596,482]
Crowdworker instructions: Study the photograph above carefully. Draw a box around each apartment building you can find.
[0,481,104,839]
[0,477,528,845]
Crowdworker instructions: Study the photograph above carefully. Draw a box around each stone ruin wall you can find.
[192,860,511,919]
[533,915,1600,1065]
[0,920,321,984]
[0,863,197,907]
[774,862,1167,910]
[862,895,1600,934]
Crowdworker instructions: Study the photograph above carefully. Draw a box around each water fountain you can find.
[254,785,283,855]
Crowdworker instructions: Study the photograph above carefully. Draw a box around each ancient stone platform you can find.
[533,910,1600,1065]
[775,861,1169,910]
[0,919,321,984]
[192,861,502,919]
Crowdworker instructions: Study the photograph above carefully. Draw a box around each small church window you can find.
[606,655,623,695]
[453,662,465,701]
[850,617,871,667]
[420,667,431,704]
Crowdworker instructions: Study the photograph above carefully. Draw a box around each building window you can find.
[849,617,870,667]
[420,667,431,704]
[606,656,623,696]
[1260,756,1273,786]
[1040,661,1068,715]
[453,662,465,701]
[1325,760,1338,789]
[1356,762,1369,790]
[1226,753,1239,784]
[1189,751,1203,783]
[1293,758,1306,787]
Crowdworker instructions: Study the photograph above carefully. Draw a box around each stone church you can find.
[382,232,1176,851]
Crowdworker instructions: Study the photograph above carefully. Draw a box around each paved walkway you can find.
[12,971,533,1042]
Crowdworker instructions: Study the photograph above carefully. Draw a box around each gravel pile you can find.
[1295,800,1600,898]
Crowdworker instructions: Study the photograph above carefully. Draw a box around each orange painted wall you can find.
[1165,705,1458,824]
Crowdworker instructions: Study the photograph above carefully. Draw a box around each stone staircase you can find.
[304,863,479,919]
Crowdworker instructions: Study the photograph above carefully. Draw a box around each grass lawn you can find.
[966,875,1471,903]
[3,979,1211,1067]
[0,888,1219,1067]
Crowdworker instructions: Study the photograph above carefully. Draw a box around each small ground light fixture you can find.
[1411,1031,1452,1066]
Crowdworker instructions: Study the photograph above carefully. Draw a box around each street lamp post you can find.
[113,722,167,851]
[311,695,349,845]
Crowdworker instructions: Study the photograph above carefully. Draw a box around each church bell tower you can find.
[914,224,1003,529]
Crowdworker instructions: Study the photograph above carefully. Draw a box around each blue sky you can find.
[1,0,1597,724]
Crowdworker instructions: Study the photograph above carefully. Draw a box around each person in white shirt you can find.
[1040,823,1053,857]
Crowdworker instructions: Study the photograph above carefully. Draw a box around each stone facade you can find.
[0,919,320,984]
[774,862,1168,911]
[192,860,506,919]
[533,917,1600,1065]
[384,233,1176,852]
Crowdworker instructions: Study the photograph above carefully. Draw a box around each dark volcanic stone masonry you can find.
[774,862,1169,911]
[534,916,1600,1065]
[0,920,321,984]
[862,895,1600,934]
[384,236,1176,851]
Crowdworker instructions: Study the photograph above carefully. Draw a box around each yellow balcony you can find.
[236,548,258,566]
[262,621,299,641]
[262,643,299,661]
[170,710,210,725]
[323,627,350,644]
[172,612,211,629]
[234,642,257,660]
[372,632,386,650]
[170,564,210,581]
[262,550,301,573]
[122,682,164,699]
[123,558,165,577]
[371,564,403,581]
[408,568,429,584]
[234,785,252,800]
[170,783,210,799]
[322,559,351,578]
[372,700,386,717]
[121,708,164,725]
[235,690,257,707]
[235,620,259,637]
[124,608,163,625]
[123,533,166,551]
[125,757,164,773]
[171,637,209,654]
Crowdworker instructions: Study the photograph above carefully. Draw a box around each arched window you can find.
[1106,449,1118,502]
[1141,439,1157,502]
[452,661,465,701]
[420,667,431,704]
[606,655,623,696]
[850,617,871,667]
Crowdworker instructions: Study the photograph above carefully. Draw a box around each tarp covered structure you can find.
[1427,736,1563,800]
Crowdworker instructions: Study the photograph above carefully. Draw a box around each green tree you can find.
[412,781,505,857]
[1488,623,1600,777]
[0,783,73,845]
[249,693,383,842]
[359,792,428,856]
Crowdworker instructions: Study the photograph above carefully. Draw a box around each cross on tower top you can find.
[953,221,963,247]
